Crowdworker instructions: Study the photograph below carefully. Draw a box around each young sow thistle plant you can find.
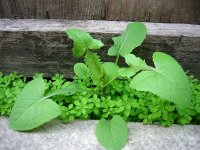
[8,22,191,150]
[65,22,191,150]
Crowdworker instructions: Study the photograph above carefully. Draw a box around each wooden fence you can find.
[0,0,200,24]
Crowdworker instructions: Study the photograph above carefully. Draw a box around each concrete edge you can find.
[0,19,200,37]
[0,117,200,150]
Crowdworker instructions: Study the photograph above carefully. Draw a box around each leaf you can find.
[9,77,77,131]
[10,98,60,131]
[44,86,80,98]
[85,51,102,87]
[96,115,128,150]
[130,52,191,108]
[65,29,104,57]
[88,39,104,50]
[74,63,90,79]
[108,22,147,57]
[118,67,137,78]
[118,54,147,77]
[124,54,147,67]
[102,62,119,87]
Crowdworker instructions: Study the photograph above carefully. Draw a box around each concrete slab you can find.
[0,117,200,150]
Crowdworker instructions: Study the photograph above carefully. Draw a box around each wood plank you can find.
[106,0,200,24]
[0,0,105,19]
[0,0,200,24]
[0,19,200,79]
[0,0,4,18]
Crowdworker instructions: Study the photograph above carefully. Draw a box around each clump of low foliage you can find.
[0,22,199,150]
[0,72,26,116]
[1,73,199,126]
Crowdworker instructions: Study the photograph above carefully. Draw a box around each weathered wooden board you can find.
[0,0,200,24]
[106,0,200,24]
[0,20,200,79]
[0,0,105,19]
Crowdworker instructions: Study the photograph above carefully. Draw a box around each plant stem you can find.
[103,77,117,88]
[41,89,75,101]
[145,66,157,72]
[115,54,120,64]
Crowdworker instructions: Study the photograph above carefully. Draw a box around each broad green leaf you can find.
[102,62,119,87]
[96,115,128,150]
[44,86,80,98]
[65,29,104,57]
[119,54,147,77]
[85,51,102,87]
[74,63,90,79]
[124,54,147,67]
[108,22,147,57]
[118,67,138,78]
[9,77,77,131]
[130,52,191,108]
[10,98,60,131]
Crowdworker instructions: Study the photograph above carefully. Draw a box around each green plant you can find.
[5,22,196,150]
[96,115,128,150]
[0,72,26,116]
[65,22,192,149]
[1,73,199,126]
[9,77,79,131]
[66,22,191,109]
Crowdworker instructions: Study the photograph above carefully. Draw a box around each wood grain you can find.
[0,20,200,79]
[0,0,105,19]
[0,0,200,24]
[106,0,200,24]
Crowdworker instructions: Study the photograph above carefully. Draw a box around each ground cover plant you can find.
[0,72,200,149]
[0,22,200,150]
